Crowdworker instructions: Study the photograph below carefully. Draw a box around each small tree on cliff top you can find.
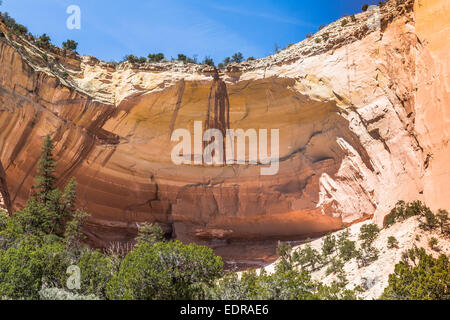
[62,39,78,51]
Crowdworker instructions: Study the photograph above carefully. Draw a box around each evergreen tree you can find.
[62,39,78,51]
[436,209,450,234]
[34,134,57,204]
[135,222,164,246]
[64,210,89,251]
[231,52,243,63]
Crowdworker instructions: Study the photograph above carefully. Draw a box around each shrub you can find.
[384,200,431,228]
[203,56,214,66]
[231,52,243,63]
[1,12,28,35]
[339,239,357,261]
[356,244,379,267]
[318,24,325,31]
[205,271,256,300]
[123,54,139,63]
[321,233,337,257]
[62,40,78,51]
[222,56,231,66]
[176,54,198,64]
[256,269,317,300]
[428,237,438,251]
[362,4,369,12]
[436,210,450,234]
[322,33,330,41]
[359,224,380,245]
[387,236,399,249]
[36,33,51,49]
[326,257,344,276]
[106,241,223,300]
[135,222,164,246]
[351,15,357,22]
[0,242,68,300]
[419,210,439,231]
[306,32,312,38]
[381,247,450,300]
[147,53,164,63]
[341,19,348,27]
[76,250,113,298]
[0,210,8,232]
[177,53,187,63]
[247,56,255,61]
[293,244,321,271]
[315,37,322,44]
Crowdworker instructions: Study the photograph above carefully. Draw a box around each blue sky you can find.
[0,0,378,64]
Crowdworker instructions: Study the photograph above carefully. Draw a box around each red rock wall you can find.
[0,0,448,255]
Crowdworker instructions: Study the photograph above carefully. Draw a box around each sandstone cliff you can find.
[0,0,448,261]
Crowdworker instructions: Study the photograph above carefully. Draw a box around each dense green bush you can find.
[62,40,78,51]
[177,53,198,64]
[36,33,51,49]
[106,241,223,300]
[147,53,164,63]
[231,52,243,63]
[359,224,380,245]
[381,247,450,300]
[339,239,357,261]
[123,54,147,64]
[77,250,113,298]
[384,200,428,227]
[321,233,337,257]
[0,241,68,299]
[385,201,449,235]
[203,56,214,66]
[208,242,360,300]
[437,209,450,234]
[1,12,28,35]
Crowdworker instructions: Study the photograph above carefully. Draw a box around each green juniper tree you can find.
[62,39,78,51]
[387,236,399,249]
[231,52,243,63]
[381,247,450,300]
